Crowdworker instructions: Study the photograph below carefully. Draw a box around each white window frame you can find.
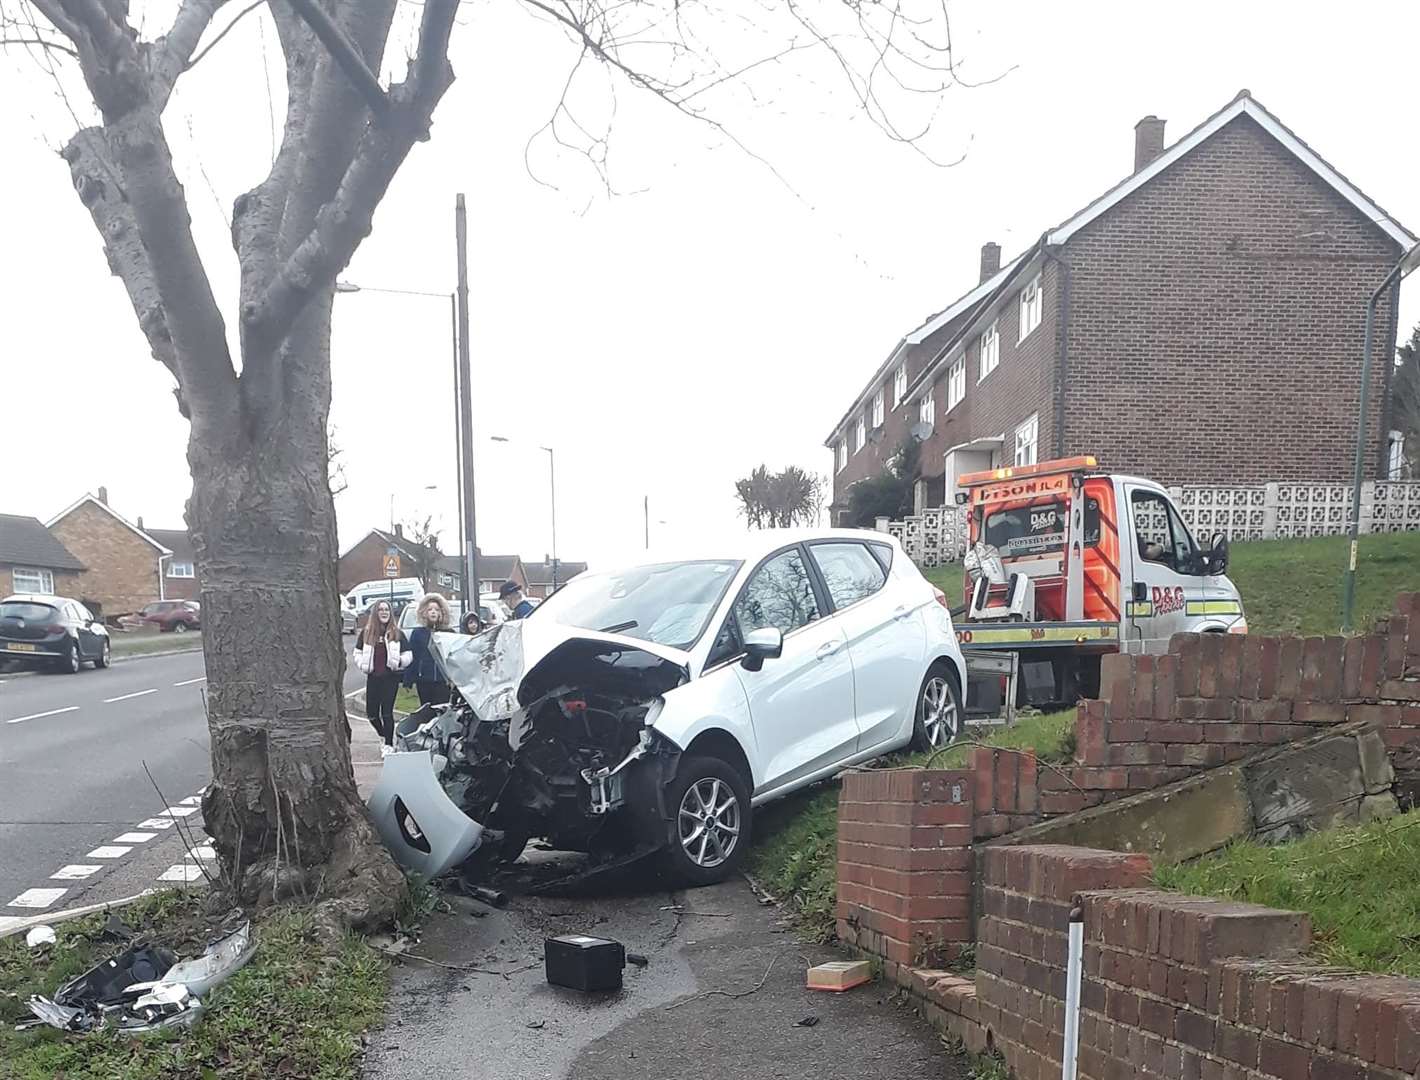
[854,417,866,453]
[871,390,884,429]
[1014,413,1039,467]
[166,561,195,578]
[12,567,54,594]
[947,356,966,412]
[1018,273,1043,342]
[978,321,1000,382]
[918,390,935,431]
[1388,430,1407,479]
[892,364,908,407]
[836,441,848,473]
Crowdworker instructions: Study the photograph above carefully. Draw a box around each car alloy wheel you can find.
[920,673,960,748]
[96,640,110,669]
[678,777,741,870]
[173,622,188,634]
[63,642,81,674]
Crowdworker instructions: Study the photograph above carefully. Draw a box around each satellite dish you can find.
[910,422,933,442]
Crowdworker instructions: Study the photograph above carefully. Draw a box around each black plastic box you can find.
[544,935,626,992]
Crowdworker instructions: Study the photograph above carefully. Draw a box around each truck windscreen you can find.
[983,498,1101,558]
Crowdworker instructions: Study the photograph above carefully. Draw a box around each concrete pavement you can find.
[0,646,367,926]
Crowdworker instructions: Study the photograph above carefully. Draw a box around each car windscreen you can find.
[0,602,58,622]
[536,560,741,650]
[983,498,1101,558]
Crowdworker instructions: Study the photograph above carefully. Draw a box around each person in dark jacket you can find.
[403,593,453,706]
[353,599,411,751]
[500,580,535,619]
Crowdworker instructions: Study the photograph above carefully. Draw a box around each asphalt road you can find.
[0,645,365,928]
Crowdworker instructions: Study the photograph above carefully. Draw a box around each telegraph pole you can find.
[456,195,480,603]
[450,292,467,605]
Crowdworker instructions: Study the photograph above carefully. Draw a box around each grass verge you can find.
[110,632,204,658]
[1156,811,1420,978]
[748,710,1077,943]
[920,531,1420,637]
[0,891,388,1080]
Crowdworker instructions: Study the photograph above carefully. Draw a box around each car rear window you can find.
[983,498,1102,558]
[0,602,58,621]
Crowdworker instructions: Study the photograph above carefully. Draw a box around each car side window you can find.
[705,612,742,669]
[1131,491,1195,572]
[733,549,820,637]
[811,542,887,610]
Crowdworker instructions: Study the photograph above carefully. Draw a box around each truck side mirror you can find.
[1208,532,1229,575]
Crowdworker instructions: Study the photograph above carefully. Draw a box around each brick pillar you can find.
[836,769,974,969]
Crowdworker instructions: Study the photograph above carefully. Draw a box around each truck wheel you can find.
[659,755,752,887]
[912,662,962,752]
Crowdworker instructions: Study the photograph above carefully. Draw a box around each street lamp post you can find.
[1341,241,1420,633]
[491,436,557,591]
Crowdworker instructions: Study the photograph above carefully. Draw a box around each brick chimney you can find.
[979,242,1001,284]
[97,486,108,505]
[1134,115,1166,172]
[137,516,144,531]
[393,523,404,539]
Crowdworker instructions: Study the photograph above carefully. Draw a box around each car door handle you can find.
[893,604,911,620]
[815,641,841,660]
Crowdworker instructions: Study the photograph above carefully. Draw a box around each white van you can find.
[345,577,424,614]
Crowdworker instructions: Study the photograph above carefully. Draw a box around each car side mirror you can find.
[1207,532,1229,575]
[741,627,784,672]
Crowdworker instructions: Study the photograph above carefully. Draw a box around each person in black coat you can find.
[403,593,453,706]
[354,599,411,750]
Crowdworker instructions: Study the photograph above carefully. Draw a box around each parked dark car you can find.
[0,594,111,673]
[138,600,201,633]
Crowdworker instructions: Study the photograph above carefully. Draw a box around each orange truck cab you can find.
[956,456,1245,703]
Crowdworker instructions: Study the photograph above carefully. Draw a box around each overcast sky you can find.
[3,1,1417,578]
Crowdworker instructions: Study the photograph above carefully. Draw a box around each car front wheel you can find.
[172,622,188,634]
[912,662,963,752]
[659,754,752,887]
[94,640,111,669]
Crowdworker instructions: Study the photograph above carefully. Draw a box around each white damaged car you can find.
[367,529,968,886]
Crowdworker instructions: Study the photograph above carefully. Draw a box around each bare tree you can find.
[7,0,982,927]
[403,514,442,590]
[735,464,825,528]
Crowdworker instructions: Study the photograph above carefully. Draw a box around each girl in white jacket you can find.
[353,599,411,749]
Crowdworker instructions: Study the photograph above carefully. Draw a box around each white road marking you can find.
[88,846,133,859]
[174,677,206,687]
[114,832,157,843]
[137,818,176,830]
[51,865,101,881]
[188,845,216,862]
[344,687,365,698]
[6,706,79,725]
[0,916,25,934]
[8,888,68,909]
[104,688,157,704]
[161,806,198,818]
[158,865,204,883]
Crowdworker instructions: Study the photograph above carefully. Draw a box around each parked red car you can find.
[138,600,201,633]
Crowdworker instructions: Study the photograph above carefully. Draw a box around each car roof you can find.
[592,528,901,574]
[2,594,71,605]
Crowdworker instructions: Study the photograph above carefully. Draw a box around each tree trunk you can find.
[196,302,405,928]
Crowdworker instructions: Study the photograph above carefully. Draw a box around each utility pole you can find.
[456,194,480,604]
[548,448,559,590]
[450,293,467,605]
[644,495,649,549]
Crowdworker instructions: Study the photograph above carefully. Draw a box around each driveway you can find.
[364,871,970,1080]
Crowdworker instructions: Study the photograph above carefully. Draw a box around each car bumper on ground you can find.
[367,751,485,879]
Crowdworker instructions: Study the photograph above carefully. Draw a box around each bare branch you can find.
[26,0,82,41]
[0,33,76,55]
[149,0,231,99]
[185,0,263,70]
[284,0,388,114]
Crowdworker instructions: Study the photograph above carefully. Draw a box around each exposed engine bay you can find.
[369,622,688,880]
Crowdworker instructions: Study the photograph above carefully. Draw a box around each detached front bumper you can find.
[367,751,485,879]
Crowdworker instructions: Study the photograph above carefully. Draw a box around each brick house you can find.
[0,514,85,601]
[338,528,528,601]
[523,558,588,599]
[826,92,1415,522]
[146,528,200,601]
[46,489,174,617]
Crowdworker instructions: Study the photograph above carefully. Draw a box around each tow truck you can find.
[952,455,1246,715]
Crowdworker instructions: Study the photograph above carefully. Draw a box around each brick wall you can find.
[339,532,396,594]
[1063,113,1401,486]
[922,845,1420,1080]
[48,502,160,616]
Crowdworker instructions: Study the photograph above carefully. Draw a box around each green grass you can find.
[1156,811,1420,978]
[748,710,1077,943]
[394,687,419,714]
[110,632,203,657]
[0,892,389,1080]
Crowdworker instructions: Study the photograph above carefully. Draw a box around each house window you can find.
[1014,414,1038,467]
[836,441,847,473]
[854,417,866,453]
[947,356,966,412]
[1018,274,1043,341]
[919,390,935,431]
[978,322,1000,381]
[1388,430,1408,479]
[167,561,195,578]
[871,390,884,429]
[12,567,54,594]
[439,572,455,587]
[892,363,907,407]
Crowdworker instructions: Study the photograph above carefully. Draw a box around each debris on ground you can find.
[20,921,254,1034]
[543,934,626,992]
[625,952,649,968]
[806,959,872,992]
[796,1015,821,1028]
[24,927,55,949]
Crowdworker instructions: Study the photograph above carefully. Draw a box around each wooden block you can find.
[807,959,874,992]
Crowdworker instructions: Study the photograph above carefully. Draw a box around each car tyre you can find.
[911,661,963,753]
[659,754,752,887]
[94,639,111,669]
[60,640,82,675]
[172,622,188,634]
